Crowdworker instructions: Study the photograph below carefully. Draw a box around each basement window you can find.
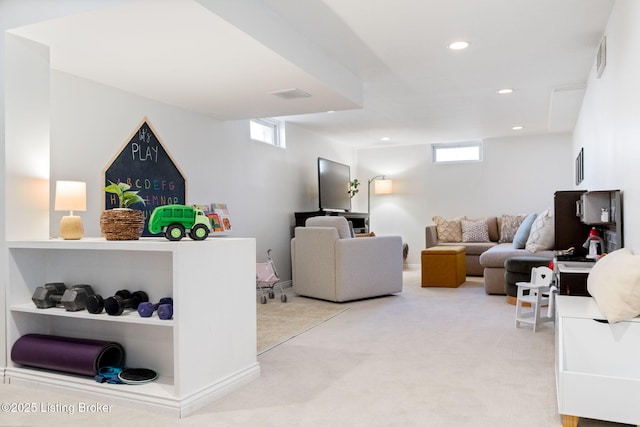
[250,118,286,148]
[432,141,482,163]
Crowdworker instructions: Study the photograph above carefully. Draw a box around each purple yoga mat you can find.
[11,334,125,377]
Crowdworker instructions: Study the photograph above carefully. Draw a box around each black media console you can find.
[294,211,369,234]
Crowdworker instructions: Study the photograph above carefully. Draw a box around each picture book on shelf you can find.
[196,203,231,232]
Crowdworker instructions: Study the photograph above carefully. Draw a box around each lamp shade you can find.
[374,179,393,195]
[54,181,86,212]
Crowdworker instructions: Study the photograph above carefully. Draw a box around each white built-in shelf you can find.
[10,303,174,326]
[5,237,259,417]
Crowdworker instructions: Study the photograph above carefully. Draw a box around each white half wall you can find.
[354,134,574,267]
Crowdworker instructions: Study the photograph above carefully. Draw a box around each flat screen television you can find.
[318,157,351,212]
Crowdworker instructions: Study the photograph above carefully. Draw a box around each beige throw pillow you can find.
[432,216,464,242]
[499,214,526,243]
[461,218,490,242]
[525,209,554,252]
[587,248,640,323]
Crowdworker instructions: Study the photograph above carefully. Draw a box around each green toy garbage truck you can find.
[148,204,211,241]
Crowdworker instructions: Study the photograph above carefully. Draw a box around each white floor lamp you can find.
[367,175,393,233]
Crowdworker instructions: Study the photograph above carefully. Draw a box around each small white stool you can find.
[515,266,554,332]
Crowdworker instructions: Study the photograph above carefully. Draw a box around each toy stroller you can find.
[256,249,287,304]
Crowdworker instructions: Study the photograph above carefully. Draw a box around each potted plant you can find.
[104,181,145,208]
[349,179,360,198]
[100,181,146,240]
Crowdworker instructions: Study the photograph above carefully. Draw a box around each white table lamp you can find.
[55,180,87,240]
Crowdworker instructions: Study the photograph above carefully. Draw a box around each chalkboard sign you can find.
[104,118,186,237]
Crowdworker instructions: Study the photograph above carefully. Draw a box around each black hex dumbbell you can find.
[32,283,94,311]
[137,297,173,320]
[104,290,149,316]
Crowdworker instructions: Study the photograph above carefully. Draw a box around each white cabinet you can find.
[5,238,259,417]
[556,296,640,426]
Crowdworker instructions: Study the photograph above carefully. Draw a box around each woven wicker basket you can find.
[100,209,145,240]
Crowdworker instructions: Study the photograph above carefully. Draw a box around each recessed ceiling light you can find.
[381,137,391,141]
[449,41,470,50]
[497,88,514,95]
[327,110,335,114]
[512,126,524,130]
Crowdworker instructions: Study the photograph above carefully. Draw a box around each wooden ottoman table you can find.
[421,246,466,287]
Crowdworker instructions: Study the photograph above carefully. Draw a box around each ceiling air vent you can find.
[269,88,311,100]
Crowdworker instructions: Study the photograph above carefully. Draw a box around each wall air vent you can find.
[596,36,606,79]
[269,88,312,100]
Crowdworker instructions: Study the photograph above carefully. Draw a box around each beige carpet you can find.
[257,291,349,354]
[0,271,634,426]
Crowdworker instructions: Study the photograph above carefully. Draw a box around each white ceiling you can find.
[8,0,615,147]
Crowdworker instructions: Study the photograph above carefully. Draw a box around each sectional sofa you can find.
[425,213,555,294]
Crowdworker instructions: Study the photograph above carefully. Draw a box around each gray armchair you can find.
[291,216,403,302]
